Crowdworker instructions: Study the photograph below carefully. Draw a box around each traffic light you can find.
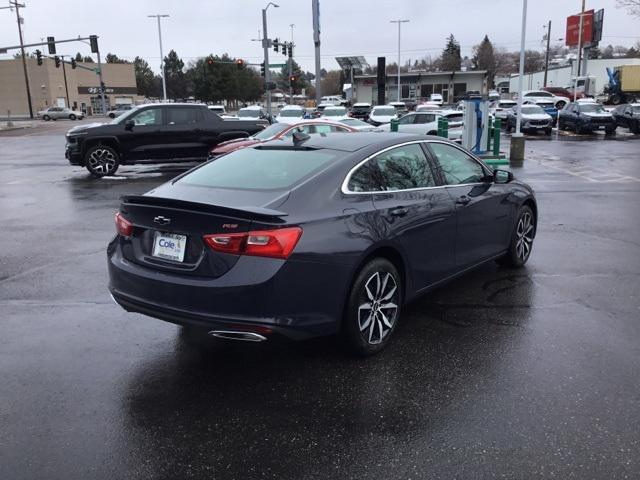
[260,62,265,77]
[89,35,99,54]
[71,58,77,69]
[207,56,214,66]
[54,56,61,68]
[236,58,245,69]
[282,43,287,56]
[289,75,297,85]
[288,45,293,58]
[35,49,43,66]
[273,38,279,53]
[47,36,56,55]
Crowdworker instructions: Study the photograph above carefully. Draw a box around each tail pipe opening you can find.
[208,330,268,342]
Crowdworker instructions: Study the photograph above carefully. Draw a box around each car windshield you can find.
[444,113,463,121]
[522,106,545,114]
[177,147,341,190]
[252,123,289,140]
[239,109,261,117]
[499,102,516,108]
[279,110,304,117]
[373,108,396,116]
[579,104,606,113]
[632,105,640,113]
[323,108,347,116]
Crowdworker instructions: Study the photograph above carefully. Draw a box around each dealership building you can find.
[0,57,143,118]
[352,70,488,104]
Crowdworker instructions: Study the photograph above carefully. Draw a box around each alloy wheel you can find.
[88,148,117,175]
[358,271,399,345]
[515,211,534,262]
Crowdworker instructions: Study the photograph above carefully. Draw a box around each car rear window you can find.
[178,147,340,190]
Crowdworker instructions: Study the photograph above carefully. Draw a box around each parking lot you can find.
[1,123,640,479]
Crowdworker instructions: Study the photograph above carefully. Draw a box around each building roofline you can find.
[354,70,488,79]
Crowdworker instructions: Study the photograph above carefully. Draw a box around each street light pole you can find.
[543,20,552,87]
[510,0,528,163]
[289,23,294,102]
[60,55,70,108]
[312,0,321,105]
[10,1,34,119]
[390,19,409,103]
[262,2,278,119]
[148,14,169,101]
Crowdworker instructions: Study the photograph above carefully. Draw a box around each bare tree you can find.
[617,0,640,17]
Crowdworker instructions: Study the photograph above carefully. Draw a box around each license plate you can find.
[598,125,606,130]
[152,232,187,262]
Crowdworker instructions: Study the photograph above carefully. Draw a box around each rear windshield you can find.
[522,106,545,114]
[579,104,606,113]
[279,109,304,117]
[499,102,516,108]
[253,123,289,140]
[373,108,396,116]
[323,108,347,116]
[444,113,463,121]
[178,147,340,190]
[239,109,260,117]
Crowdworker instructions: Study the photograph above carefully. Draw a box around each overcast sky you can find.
[1,0,638,73]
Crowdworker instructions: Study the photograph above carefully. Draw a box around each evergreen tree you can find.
[163,50,188,100]
[105,53,127,63]
[441,34,461,71]
[134,56,157,97]
[472,35,496,86]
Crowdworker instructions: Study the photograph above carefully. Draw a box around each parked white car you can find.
[368,105,398,126]
[207,105,226,115]
[490,100,517,120]
[275,105,306,124]
[37,106,84,121]
[238,105,267,120]
[320,106,348,121]
[429,93,443,105]
[517,90,567,110]
[336,118,379,131]
[320,95,343,106]
[377,111,462,140]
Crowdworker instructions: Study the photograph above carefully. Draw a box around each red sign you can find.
[566,9,594,47]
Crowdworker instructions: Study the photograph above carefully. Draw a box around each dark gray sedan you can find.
[108,133,537,355]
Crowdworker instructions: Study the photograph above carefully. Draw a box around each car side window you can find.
[398,115,414,125]
[429,143,487,185]
[167,107,200,125]
[312,124,333,134]
[329,125,349,132]
[131,108,163,126]
[347,143,436,192]
[414,114,436,124]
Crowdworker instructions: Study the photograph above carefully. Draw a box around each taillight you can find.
[203,227,302,259]
[115,211,133,237]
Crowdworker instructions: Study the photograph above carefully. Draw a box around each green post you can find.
[390,118,399,132]
[486,116,493,151]
[438,117,448,138]
[493,118,501,157]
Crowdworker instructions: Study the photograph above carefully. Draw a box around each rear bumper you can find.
[107,238,353,340]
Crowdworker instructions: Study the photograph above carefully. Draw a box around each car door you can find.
[161,106,207,159]
[118,107,165,160]
[346,142,457,290]
[426,141,514,269]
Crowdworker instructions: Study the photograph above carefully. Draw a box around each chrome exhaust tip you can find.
[208,330,267,342]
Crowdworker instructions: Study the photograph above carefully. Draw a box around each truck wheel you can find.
[84,145,120,177]
[611,94,623,105]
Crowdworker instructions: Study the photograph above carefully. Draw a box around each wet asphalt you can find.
[1,121,640,479]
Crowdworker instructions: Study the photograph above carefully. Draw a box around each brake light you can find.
[115,212,133,237]
[203,227,302,259]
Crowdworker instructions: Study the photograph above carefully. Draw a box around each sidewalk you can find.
[0,120,36,132]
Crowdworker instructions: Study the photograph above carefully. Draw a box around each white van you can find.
[320,95,343,106]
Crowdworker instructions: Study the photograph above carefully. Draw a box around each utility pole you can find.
[289,23,294,102]
[576,0,585,78]
[543,20,552,87]
[95,48,107,114]
[510,0,528,163]
[312,0,321,105]
[390,19,409,103]
[11,1,34,119]
[60,55,70,108]
[148,14,169,100]
[262,2,278,119]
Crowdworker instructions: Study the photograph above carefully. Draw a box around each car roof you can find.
[280,105,303,110]
[324,106,346,110]
[353,103,371,107]
[241,105,263,110]
[261,132,439,152]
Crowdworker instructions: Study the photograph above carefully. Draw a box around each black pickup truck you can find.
[65,103,267,176]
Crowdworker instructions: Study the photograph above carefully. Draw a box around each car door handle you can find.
[456,195,471,206]
[390,207,409,217]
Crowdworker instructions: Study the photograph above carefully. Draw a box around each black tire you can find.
[555,100,566,110]
[611,94,622,105]
[605,126,616,135]
[558,119,566,131]
[631,121,640,134]
[342,258,402,356]
[108,113,116,119]
[84,144,120,177]
[505,122,512,133]
[498,205,535,268]
[42,115,50,121]
[69,114,76,120]
[545,128,552,135]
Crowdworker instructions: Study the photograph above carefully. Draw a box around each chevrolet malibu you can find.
[108,133,537,355]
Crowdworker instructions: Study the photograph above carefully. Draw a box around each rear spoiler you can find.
[121,195,288,222]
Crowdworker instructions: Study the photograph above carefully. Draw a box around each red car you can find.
[542,86,585,100]
[208,120,356,158]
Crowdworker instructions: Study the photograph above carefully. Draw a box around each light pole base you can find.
[509,133,525,165]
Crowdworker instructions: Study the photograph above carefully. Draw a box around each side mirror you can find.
[493,169,513,184]
[125,119,135,130]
